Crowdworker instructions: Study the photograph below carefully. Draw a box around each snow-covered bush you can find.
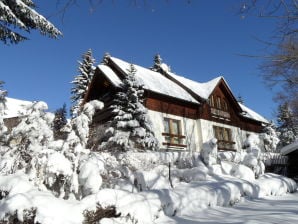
[260,123,280,152]
[201,138,218,166]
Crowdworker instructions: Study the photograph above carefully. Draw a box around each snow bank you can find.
[0,152,296,224]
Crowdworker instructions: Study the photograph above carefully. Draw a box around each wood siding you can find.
[145,97,198,120]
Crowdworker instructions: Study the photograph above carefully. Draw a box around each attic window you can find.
[209,95,215,107]
[162,118,186,148]
[222,99,228,111]
[216,96,221,109]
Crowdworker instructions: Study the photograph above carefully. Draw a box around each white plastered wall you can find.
[197,119,263,151]
[147,110,264,152]
[147,109,200,152]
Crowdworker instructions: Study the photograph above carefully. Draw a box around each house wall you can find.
[147,109,200,152]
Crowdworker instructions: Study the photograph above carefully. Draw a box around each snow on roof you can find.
[2,97,33,118]
[167,72,222,100]
[110,57,199,104]
[97,64,122,87]
[281,141,298,155]
[239,103,269,124]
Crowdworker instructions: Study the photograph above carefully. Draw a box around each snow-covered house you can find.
[84,55,269,152]
[2,97,33,130]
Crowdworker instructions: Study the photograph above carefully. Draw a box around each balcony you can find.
[211,107,230,120]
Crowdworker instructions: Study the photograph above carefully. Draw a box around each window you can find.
[216,97,221,109]
[222,99,228,111]
[210,96,230,120]
[163,118,185,147]
[213,126,235,150]
[209,95,215,107]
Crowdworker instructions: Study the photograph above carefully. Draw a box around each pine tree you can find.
[0,0,62,44]
[0,80,7,115]
[53,103,68,140]
[150,54,163,72]
[101,64,159,151]
[276,102,298,147]
[70,49,96,117]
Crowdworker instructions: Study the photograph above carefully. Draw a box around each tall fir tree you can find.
[101,64,159,151]
[150,54,163,72]
[70,49,96,117]
[53,103,68,140]
[0,80,7,115]
[276,102,298,147]
[0,0,62,44]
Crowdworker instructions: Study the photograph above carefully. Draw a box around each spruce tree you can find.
[0,0,62,44]
[276,102,298,147]
[53,103,68,140]
[101,64,159,151]
[150,54,163,72]
[70,49,96,117]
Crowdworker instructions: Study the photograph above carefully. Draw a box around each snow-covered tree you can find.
[0,0,62,44]
[276,102,298,147]
[71,49,96,117]
[260,122,280,152]
[101,64,159,151]
[0,80,7,115]
[53,103,68,140]
[150,54,163,72]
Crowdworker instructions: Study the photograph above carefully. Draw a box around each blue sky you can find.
[1,0,278,120]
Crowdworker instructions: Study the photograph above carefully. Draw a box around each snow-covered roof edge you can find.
[109,56,199,104]
[97,64,122,87]
[239,103,269,124]
[2,97,33,118]
[281,141,298,155]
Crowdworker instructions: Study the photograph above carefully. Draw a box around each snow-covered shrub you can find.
[201,138,218,166]
[260,124,280,152]
[0,117,8,145]
[0,208,37,224]
[0,101,54,174]
[84,204,120,224]
[230,164,255,182]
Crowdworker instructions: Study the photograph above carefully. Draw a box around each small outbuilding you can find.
[281,141,298,182]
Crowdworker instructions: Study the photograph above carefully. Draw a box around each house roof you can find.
[97,64,122,87]
[93,54,269,124]
[281,141,298,155]
[239,103,269,124]
[109,57,199,104]
[166,72,222,100]
[2,97,33,118]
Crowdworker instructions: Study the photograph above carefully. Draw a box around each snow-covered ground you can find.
[157,192,298,224]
